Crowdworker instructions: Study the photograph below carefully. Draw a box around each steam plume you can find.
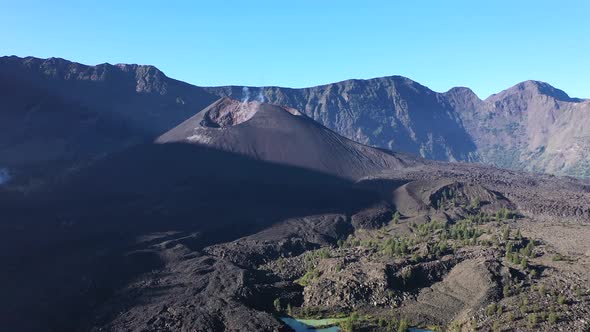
[242,86,250,103]
[256,89,265,102]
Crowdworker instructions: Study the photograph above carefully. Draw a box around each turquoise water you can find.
[280,317,434,332]
[280,317,341,331]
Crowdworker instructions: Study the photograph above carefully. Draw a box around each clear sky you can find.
[2,0,588,98]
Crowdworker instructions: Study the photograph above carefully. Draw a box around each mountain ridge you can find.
[1,55,589,178]
[6,55,586,100]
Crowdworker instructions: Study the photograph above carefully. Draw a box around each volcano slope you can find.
[1,98,589,332]
[156,97,415,180]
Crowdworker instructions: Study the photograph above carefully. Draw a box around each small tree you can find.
[340,311,359,332]
[527,313,538,328]
[502,227,510,240]
[317,247,331,259]
[470,197,480,209]
[492,321,500,332]
[273,298,282,313]
[386,317,398,332]
[400,268,413,285]
[520,256,528,270]
[340,318,353,332]
[398,318,409,332]
[506,312,514,322]
[538,284,546,297]
[486,303,497,316]
[529,269,537,279]
[392,211,401,224]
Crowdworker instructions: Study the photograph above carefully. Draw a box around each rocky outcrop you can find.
[399,256,504,324]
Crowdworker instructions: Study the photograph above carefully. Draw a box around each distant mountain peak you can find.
[444,86,480,99]
[487,80,581,103]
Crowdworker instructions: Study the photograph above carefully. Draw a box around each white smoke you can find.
[256,89,265,103]
[242,86,265,103]
[242,86,250,103]
[0,168,10,185]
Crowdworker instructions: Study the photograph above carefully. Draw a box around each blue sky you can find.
[2,0,588,98]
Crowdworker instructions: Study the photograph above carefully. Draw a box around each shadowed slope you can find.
[0,142,382,332]
[157,97,416,180]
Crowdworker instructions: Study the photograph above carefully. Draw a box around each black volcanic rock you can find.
[157,97,415,180]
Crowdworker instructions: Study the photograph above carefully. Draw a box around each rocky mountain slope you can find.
[464,81,590,177]
[207,80,590,178]
[1,56,588,181]
[206,78,480,163]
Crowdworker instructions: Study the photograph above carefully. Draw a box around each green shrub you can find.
[273,298,281,312]
[506,312,514,322]
[296,267,320,286]
[400,268,413,282]
[522,241,535,257]
[392,211,401,224]
[529,269,537,279]
[486,303,497,316]
[502,226,510,240]
[318,247,331,259]
[520,256,528,269]
[527,313,537,328]
[340,312,359,332]
[492,321,500,332]
[398,318,409,332]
